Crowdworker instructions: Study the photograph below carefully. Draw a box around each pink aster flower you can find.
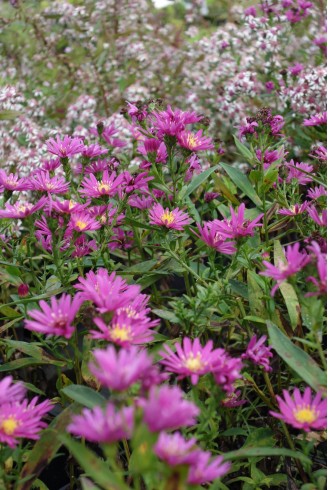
[259,242,311,295]
[46,135,84,158]
[270,387,326,432]
[30,171,69,194]
[74,269,140,313]
[89,345,153,391]
[0,376,26,404]
[0,397,52,448]
[0,170,30,191]
[303,112,327,127]
[141,385,199,432]
[187,451,231,485]
[79,170,124,198]
[67,404,134,443]
[177,130,214,152]
[25,293,83,339]
[278,202,309,216]
[307,185,327,200]
[82,144,108,158]
[307,206,327,226]
[90,310,156,345]
[212,352,243,393]
[0,197,47,219]
[149,204,192,230]
[210,204,263,240]
[68,212,102,232]
[242,335,273,372]
[194,223,236,255]
[286,161,313,185]
[160,337,221,385]
[154,432,199,466]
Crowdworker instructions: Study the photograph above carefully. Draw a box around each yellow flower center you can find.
[97,181,111,193]
[75,220,87,231]
[294,406,318,424]
[1,416,19,435]
[187,134,198,149]
[184,353,204,372]
[111,324,131,342]
[161,211,175,225]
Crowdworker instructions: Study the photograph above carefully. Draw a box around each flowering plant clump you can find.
[0,0,326,488]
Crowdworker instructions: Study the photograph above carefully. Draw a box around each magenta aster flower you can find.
[0,170,30,191]
[159,337,221,385]
[149,204,192,230]
[90,311,156,345]
[278,202,309,216]
[25,293,83,339]
[194,222,236,255]
[154,432,199,466]
[68,404,134,443]
[307,185,327,200]
[30,171,69,194]
[242,335,273,372]
[0,397,51,448]
[212,352,243,393]
[75,269,140,313]
[270,387,326,432]
[141,385,199,432]
[303,112,327,127]
[260,242,311,295]
[0,376,26,404]
[307,206,327,226]
[82,144,108,158]
[286,161,313,185]
[187,451,231,485]
[0,197,47,219]
[210,204,263,240]
[46,135,84,158]
[177,130,214,152]
[68,212,102,233]
[89,345,153,391]
[79,170,124,198]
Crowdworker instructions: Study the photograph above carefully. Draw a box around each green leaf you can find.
[233,134,254,162]
[183,164,220,197]
[220,162,262,207]
[274,240,300,329]
[61,385,106,409]
[223,446,311,465]
[267,321,326,391]
[60,435,129,490]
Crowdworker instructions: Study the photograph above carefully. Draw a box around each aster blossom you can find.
[149,204,192,230]
[25,293,83,338]
[0,397,52,448]
[270,387,326,432]
[242,335,273,372]
[68,404,134,443]
[89,345,153,391]
[260,243,311,295]
[159,337,222,385]
[46,135,84,158]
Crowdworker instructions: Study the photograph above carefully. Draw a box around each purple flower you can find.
[154,432,199,466]
[303,112,327,127]
[242,335,273,372]
[141,385,199,432]
[46,135,84,158]
[260,242,311,295]
[68,404,134,443]
[149,204,192,230]
[89,346,153,391]
[25,293,83,339]
[187,451,231,485]
[270,387,326,432]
